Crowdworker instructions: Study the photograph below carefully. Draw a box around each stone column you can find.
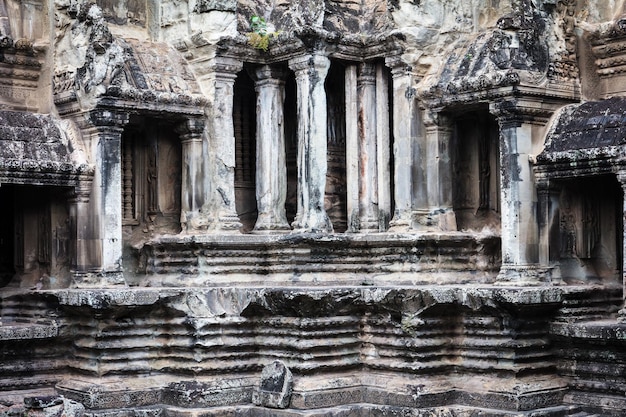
[176,118,207,232]
[536,177,561,282]
[617,170,626,321]
[356,62,379,232]
[68,180,98,277]
[423,110,456,231]
[345,64,359,232]
[288,53,332,233]
[79,109,129,285]
[385,58,420,231]
[491,102,542,283]
[251,65,290,232]
[376,63,391,231]
[200,56,243,232]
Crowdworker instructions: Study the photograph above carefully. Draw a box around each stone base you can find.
[1,285,622,416]
[496,264,555,285]
[71,270,126,288]
[55,373,571,417]
[137,232,501,286]
[412,208,457,232]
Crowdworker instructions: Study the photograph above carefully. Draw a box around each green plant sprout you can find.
[246,15,279,52]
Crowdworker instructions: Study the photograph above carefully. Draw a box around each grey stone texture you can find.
[252,360,293,408]
[1,0,626,416]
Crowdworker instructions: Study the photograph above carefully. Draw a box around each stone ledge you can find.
[161,403,577,417]
[136,232,502,286]
[44,286,565,312]
[0,321,58,340]
[550,320,626,340]
[55,374,568,414]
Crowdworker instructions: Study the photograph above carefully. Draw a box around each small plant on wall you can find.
[246,15,279,52]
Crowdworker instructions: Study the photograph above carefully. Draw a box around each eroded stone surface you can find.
[252,361,293,409]
[1,0,626,416]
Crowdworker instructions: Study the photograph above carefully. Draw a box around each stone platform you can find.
[133,232,501,287]
[1,283,623,416]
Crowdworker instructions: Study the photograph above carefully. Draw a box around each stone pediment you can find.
[53,2,207,112]
[0,111,93,186]
[85,38,208,110]
[123,39,201,96]
[538,97,626,167]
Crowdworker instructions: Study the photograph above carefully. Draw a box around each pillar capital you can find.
[209,56,243,80]
[616,168,626,187]
[249,65,287,83]
[87,108,130,130]
[385,55,411,73]
[288,53,330,76]
[67,180,92,204]
[490,99,555,127]
[357,62,376,84]
[175,117,205,139]
[422,108,452,130]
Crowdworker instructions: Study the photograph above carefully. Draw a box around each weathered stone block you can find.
[193,0,236,13]
[252,361,293,409]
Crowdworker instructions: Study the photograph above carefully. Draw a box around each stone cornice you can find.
[0,164,94,187]
[183,30,404,67]
[421,76,579,123]
[587,17,626,79]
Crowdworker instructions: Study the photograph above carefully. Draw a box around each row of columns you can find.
[188,53,458,238]
[75,53,564,288]
[247,56,397,234]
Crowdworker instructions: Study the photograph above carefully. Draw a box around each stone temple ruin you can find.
[2,0,626,415]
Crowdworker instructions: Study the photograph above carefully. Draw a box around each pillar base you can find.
[181,211,211,233]
[217,212,243,232]
[252,224,291,234]
[71,270,126,288]
[412,208,457,232]
[496,264,553,286]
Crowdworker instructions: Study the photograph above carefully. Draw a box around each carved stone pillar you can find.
[491,102,543,284]
[288,53,332,233]
[251,65,290,232]
[356,62,379,232]
[177,118,207,233]
[376,63,391,231]
[617,170,626,321]
[536,177,562,283]
[78,109,129,285]
[203,57,243,232]
[385,58,420,231]
[345,64,359,232]
[68,181,98,277]
[423,110,456,231]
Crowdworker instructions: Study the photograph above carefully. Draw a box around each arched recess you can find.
[556,175,623,285]
[451,107,501,232]
[121,117,182,246]
[0,184,73,289]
